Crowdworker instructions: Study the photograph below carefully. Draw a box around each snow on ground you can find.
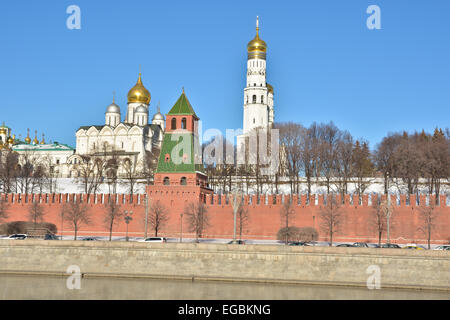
[25,177,449,201]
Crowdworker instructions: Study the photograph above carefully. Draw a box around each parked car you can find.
[227,240,245,244]
[6,234,27,240]
[140,237,167,243]
[336,243,354,247]
[44,234,59,240]
[353,242,369,248]
[381,243,401,249]
[403,244,425,250]
[433,245,450,251]
[288,242,309,246]
[82,237,97,241]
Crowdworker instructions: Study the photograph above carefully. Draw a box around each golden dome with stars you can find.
[127,73,151,104]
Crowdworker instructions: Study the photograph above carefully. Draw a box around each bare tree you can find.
[370,199,394,247]
[0,149,19,193]
[319,194,343,246]
[148,200,169,237]
[418,203,440,249]
[318,122,341,194]
[332,131,354,199]
[103,198,123,241]
[236,202,250,241]
[352,140,375,201]
[77,155,105,195]
[277,122,303,195]
[184,202,209,242]
[374,133,401,194]
[28,200,45,229]
[61,200,91,240]
[280,199,296,245]
[142,149,160,186]
[40,154,58,194]
[16,149,40,195]
[122,157,140,197]
[0,196,9,222]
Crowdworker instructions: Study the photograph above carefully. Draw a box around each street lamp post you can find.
[231,189,241,244]
[386,171,391,244]
[124,210,133,242]
[180,213,183,243]
[144,194,149,239]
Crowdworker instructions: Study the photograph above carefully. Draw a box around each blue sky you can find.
[1,0,449,148]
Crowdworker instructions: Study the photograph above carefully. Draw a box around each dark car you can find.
[381,243,401,249]
[353,242,369,248]
[83,237,97,241]
[44,234,59,240]
[288,242,309,246]
[336,244,354,247]
[228,240,245,245]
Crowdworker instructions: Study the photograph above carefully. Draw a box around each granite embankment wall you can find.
[0,240,449,290]
[0,193,449,244]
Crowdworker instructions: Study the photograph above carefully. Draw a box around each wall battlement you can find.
[0,192,448,244]
[3,192,444,208]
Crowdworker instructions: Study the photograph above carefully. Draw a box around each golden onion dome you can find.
[127,73,151,104]
[25,128,31,144]
[7,136,14,144]
[247,17,267,60]
[267,83,274,94]
[0,128,6,135]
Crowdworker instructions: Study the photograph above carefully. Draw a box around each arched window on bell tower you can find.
[252,95,256,104]
[181,118,187,129]
[171,118,176,130]
[261,95,264,104]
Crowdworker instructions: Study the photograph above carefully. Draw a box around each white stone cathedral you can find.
[69,73,164,177]
[238,17,275,150]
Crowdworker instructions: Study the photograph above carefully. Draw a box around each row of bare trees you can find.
[0,149,58,194]
[203,123,449,201]
[73,143,159,196]
[0,143,160,196]
[375,129,449,202]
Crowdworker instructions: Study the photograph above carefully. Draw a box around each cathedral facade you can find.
[69,73,165,177]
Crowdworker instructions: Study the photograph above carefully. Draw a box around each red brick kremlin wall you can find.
[0,192,449,245]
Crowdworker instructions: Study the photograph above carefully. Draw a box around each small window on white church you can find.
[253,118,255,124]
[252,95,256,104]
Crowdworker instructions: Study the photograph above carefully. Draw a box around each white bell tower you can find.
[242,17,274,135]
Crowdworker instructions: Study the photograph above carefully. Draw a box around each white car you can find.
[433,245,450,251]
[139,237,167,243]
[5,234,27,240]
